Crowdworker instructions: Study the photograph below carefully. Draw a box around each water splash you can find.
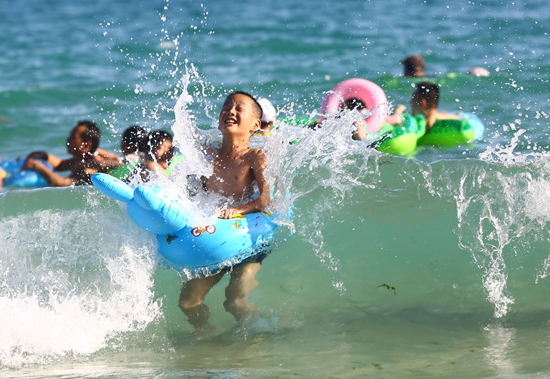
[0,190,161,368]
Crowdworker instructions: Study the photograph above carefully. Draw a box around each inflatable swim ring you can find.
[372,112,484,155]
[373,114,426,156]
[416,112,484,147]
[91,173,283,276]
[320,78,388,133]
[0,158,51,188]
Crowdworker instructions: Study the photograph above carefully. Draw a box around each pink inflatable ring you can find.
[320,78,388,133]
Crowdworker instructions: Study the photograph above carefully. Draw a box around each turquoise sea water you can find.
[2,0,550,377]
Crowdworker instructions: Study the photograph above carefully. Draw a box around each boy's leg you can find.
[179,272,224,329]
[223,262,262,323]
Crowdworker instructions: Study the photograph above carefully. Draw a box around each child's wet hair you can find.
[415,81,440,109]
[343,98,366,111]
[226,91,263,120]
[122,125,148,153]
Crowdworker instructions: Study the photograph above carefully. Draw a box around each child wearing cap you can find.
[256,98,277,136]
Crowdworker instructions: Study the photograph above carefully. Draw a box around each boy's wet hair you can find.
[122,125,148,153]
[146,129,173,158]
[227,90,263,120]
[77,120,101,153]
[415,81,440,109]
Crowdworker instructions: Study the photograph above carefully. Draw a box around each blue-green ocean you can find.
[2,0,550,377]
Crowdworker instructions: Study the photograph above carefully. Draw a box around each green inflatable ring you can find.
[416,112,484,147]
[374,114,426,156]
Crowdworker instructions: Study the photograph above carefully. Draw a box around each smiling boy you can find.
[179,91,272,330]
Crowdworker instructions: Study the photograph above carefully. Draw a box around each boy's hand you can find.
[218,207,236,219]
[394,104,406,114]
[22,158,44,171]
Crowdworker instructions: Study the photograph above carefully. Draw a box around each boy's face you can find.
[219,94,260,138]
[66,125,91,156]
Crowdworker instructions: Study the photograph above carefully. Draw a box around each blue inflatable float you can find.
[0,158,51,188]
[91,173,284,275]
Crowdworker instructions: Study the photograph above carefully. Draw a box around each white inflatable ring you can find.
[320,78,388,133]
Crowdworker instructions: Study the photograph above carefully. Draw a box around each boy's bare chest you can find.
[206,156,254,196]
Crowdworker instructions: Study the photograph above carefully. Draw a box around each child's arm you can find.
[23,158,73,186]
[25,151,67,170]
[96,148,123,168]
[0,167,6,188]
[384,104,407,125]
[219,150,270,219]
[352,120,366,140]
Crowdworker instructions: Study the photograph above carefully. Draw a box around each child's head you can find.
[341,98,366,113]
[121,125,147,156]
[146,130,174,165]
[411,81,439,114]
[401,55,425,77]
[219,91,262,139]
[66,120,100,156]
[257,98,276,131]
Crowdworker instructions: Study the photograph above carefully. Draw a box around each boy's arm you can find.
[96,148,123,168]
[24,158,73,187]
[220,150,270,219]
[26,151,66,170]
[384,104,407,125]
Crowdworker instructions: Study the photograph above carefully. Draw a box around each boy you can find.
[386,82,460,131]
[140,129,174,179]
[179,91,271,330]
[23,120,114,186]
[401,55,426,77]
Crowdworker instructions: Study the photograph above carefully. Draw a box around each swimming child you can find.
[121,125,148,162]
[401,55,426,78]
[256,97,277,135]
[107,125,149,181]
[139,129,174,180]
[386,81,460,131]
[22,120,110,186]
[342,98,368,140]
[308,97,368,140]
[179,90,270,330]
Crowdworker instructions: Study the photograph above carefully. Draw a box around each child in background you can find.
[22,120,110,186]
[256,98,277,135]
[401,55,426,77]
[385,82,459,131]
[121,125,148,162]
[140,129,174,179]
[108,125,148,181]
[308,97,368,140]
[179,91,271,330]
